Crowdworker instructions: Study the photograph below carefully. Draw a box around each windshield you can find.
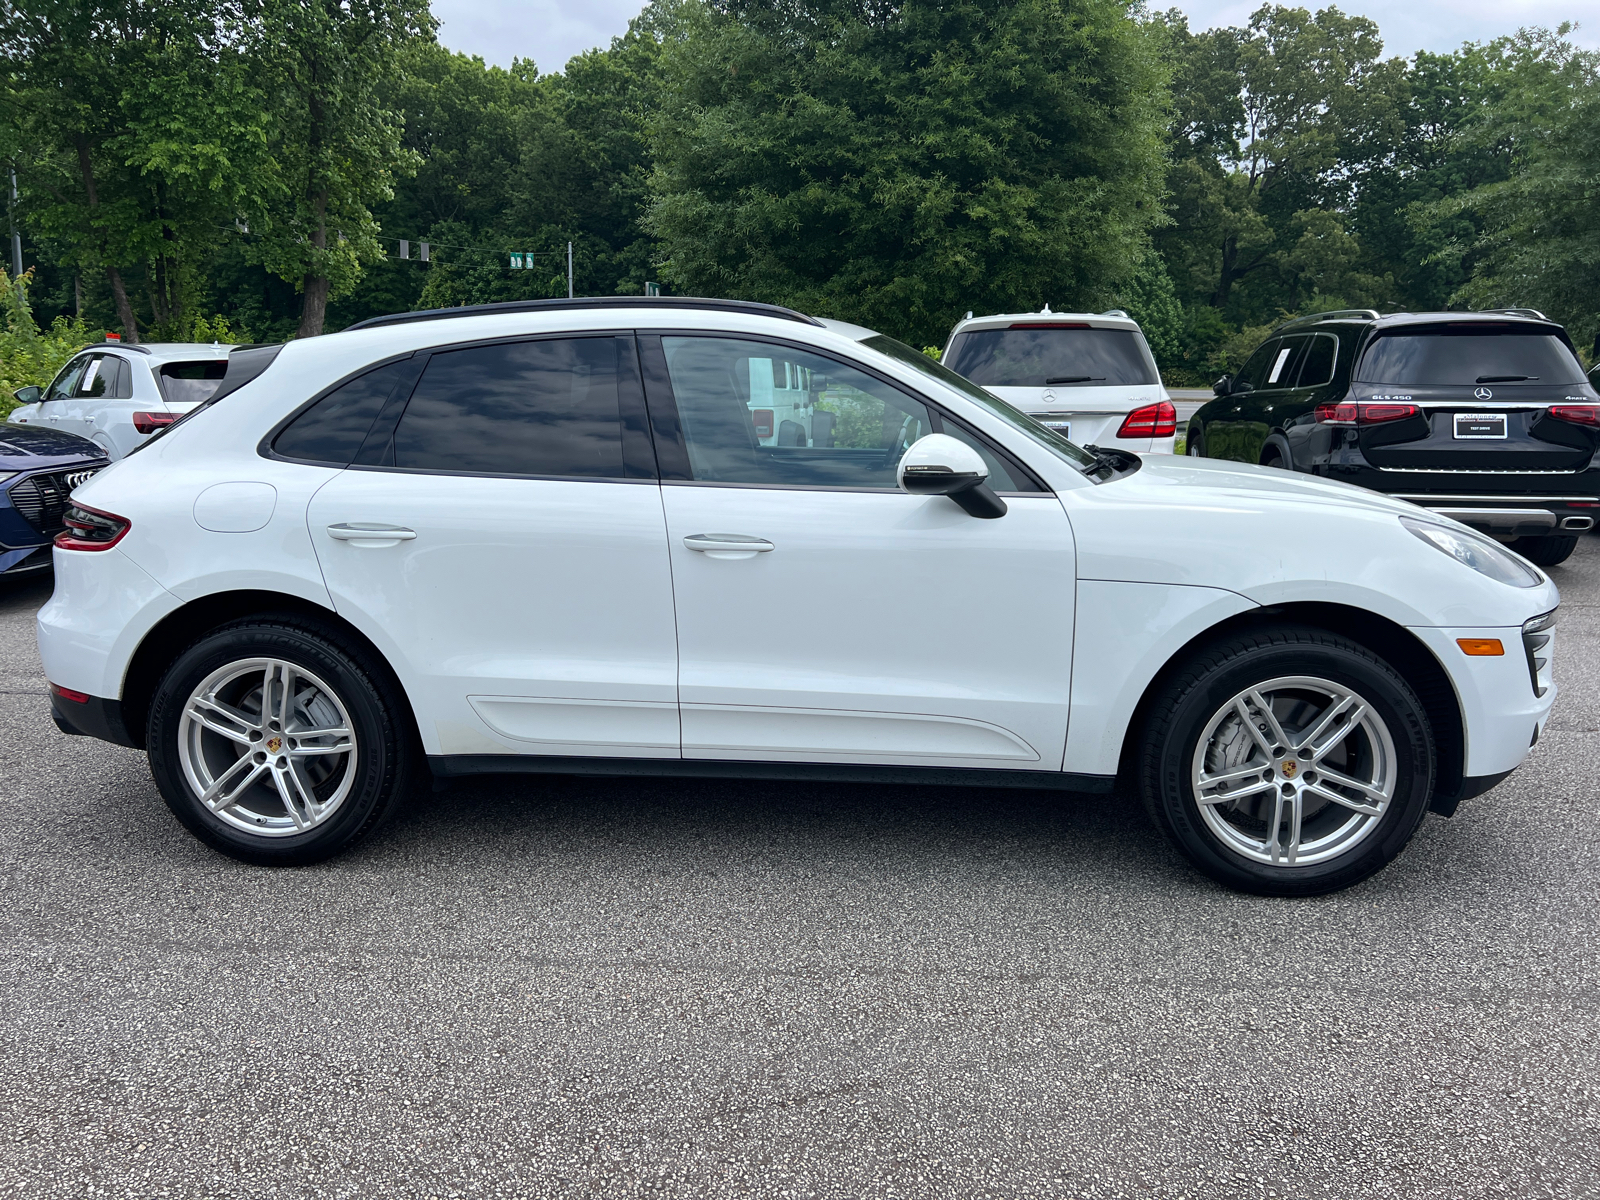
[861,334,1098,470]
[944,327,1159,388]
[1356,325,1584,386]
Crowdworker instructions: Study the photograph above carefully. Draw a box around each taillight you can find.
[1315,402,1419,425]
[55,503,131,551]
[131,411,177,435]
[1116,400,1177,439]
[752,409,774,438]
[1547,405,1600,427]
[49,682,90,704]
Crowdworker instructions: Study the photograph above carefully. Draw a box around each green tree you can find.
[243,0,435,337]
[647,0,1170,346]
[1426,29,1600,347]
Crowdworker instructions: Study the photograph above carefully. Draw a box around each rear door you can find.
[305,333,682,759]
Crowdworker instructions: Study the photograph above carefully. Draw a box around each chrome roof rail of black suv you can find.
[1484,307,1550,321]
[343,296,825,332]
[1273,309,1382,332]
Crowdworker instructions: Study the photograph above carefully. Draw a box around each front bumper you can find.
[1409,624,1556,780]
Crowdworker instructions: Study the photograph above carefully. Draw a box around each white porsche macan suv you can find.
[39,298,1559,895]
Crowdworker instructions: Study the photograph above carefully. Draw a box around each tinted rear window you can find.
[160,360,229,404]
[274,359,413,466]
[1356,326,1584,386]
[945,327,1159,388]
[392,337,624,477]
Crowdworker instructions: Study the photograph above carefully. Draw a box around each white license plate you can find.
[1454,412,1507,439]
[1037,417,1071,439]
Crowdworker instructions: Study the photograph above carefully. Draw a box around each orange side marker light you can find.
[1457,638,1505,656]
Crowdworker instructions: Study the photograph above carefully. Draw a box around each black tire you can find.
[147,617,416,866]
[1186,428,1204,456]
[1259,447,1285,469]
[1138,624,1435,896]
[1512,534,1577,567]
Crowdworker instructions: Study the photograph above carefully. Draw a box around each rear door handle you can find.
[683,533,774,557]
[327,522,417,544]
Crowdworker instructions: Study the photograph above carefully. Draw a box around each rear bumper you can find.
[1319,465,1600,535]
[50,690,138,747]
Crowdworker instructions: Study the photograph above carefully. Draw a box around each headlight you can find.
[1401,516,1542,588]
[0,472,14,484]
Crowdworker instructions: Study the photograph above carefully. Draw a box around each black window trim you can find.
[637,329,1051,496]
[1293,332,1341,389]
[259,330,659,484]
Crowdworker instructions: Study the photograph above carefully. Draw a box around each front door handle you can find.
[327,522,417,546]
[683,533,775,558]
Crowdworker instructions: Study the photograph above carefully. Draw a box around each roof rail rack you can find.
[343,296,823,332]
[1274,309,1381,332]
[1484,307,1549,320]
[87,340,150,353]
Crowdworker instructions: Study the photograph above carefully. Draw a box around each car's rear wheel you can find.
[1138,625,1434,896]
[147,618,415,865]
[1511,534,1577,567]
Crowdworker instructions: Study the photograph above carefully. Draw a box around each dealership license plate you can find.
[1036,417,1071,439]
[1454,412,1507,439]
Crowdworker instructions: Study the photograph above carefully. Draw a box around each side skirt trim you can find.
[427,754,1117,793]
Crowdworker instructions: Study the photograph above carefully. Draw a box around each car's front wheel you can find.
[147,617,415,865]
[1139,625,1435,896]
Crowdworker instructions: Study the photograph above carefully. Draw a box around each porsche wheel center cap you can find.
[266,737,283,754]
[1280,759,1298,779]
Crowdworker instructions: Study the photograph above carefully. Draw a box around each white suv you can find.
[9,342,232,458]
[39,298,1558,895]
[942,309,1175,453]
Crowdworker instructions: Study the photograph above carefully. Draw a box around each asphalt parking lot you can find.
[2,544,1597,1200]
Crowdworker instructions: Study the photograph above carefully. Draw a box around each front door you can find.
[644,334,1076,771]
[307,333,680,759]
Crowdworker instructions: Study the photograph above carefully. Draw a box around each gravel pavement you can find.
[2,541,1598,1200]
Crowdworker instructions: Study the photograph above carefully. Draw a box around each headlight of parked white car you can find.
[1401,515,1542,588]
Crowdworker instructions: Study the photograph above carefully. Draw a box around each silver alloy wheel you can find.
[1189,675,1397,867]
[177,657,358,837]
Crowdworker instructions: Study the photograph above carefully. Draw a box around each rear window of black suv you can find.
[1356,323,1585,386]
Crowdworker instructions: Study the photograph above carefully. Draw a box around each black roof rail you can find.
[1274,309,1381,332]
[85,340,151,353]
[343,296,824,332]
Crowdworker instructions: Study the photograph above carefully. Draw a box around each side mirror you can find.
[13,385,41,406]
[897,433,1007,519]
[1212,374,1234,397]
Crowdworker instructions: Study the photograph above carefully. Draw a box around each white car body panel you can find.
[1067,579,1261,775]
[306,471,680,758]
[38,305,1560,805]
[659,486,1075,769]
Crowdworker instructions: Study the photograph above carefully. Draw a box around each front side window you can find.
[46,357,88,402]
[663,336,931,488]
[945,327,1159,388]
[1356,325,1586,386]
[393,337,625,478]
[861,333,1094,473]
[1234,340,1283,392]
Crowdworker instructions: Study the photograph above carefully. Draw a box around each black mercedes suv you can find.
[1188,309,1600,565]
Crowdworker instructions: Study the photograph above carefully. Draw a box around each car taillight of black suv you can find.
[1188,308,1600,566]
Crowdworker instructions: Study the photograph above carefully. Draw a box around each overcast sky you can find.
[430,0,1600,75]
